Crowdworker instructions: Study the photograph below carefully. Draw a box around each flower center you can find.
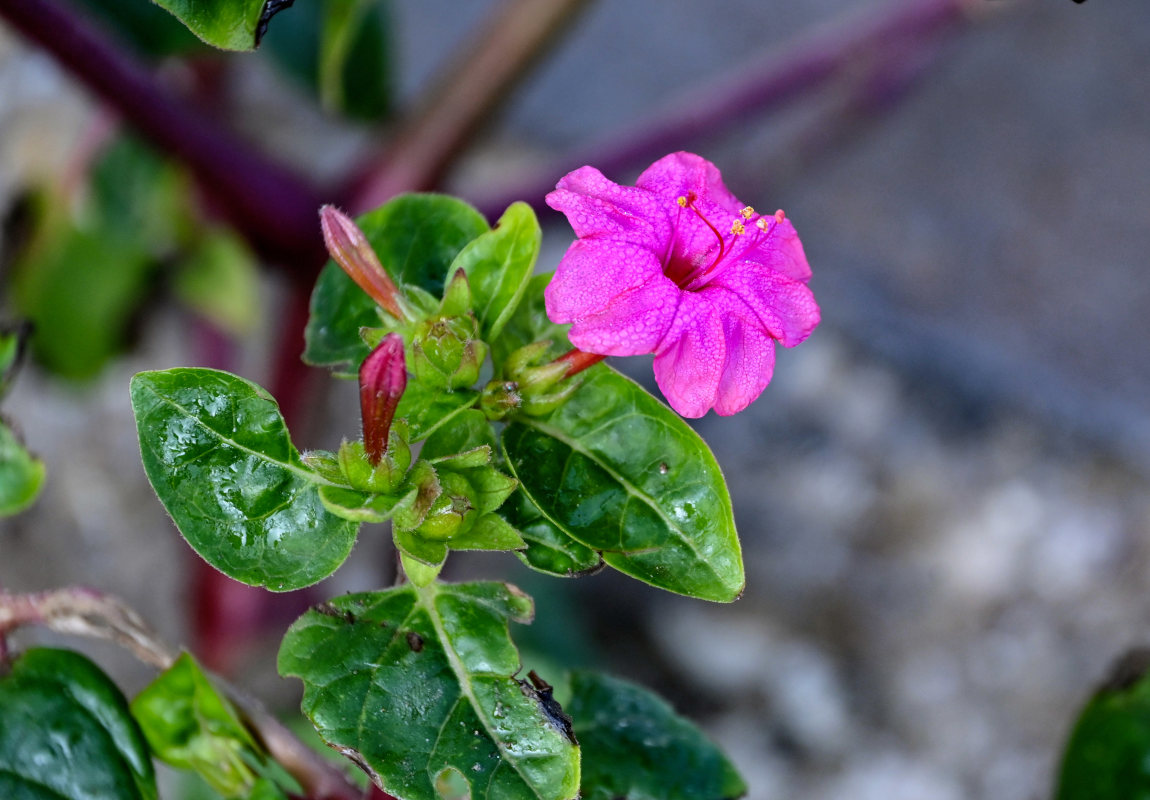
[665,194,784,290]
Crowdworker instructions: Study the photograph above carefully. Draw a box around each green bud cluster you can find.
[482,340,583,420]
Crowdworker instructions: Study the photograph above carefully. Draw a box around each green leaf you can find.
[173,230,261,337]
[501,366,743,602]
[449,202,540,342]
[1056,651,1150,800]
[421,409,495,460]
[278,582,580,800]
[491,272,570,370]
[260,0,391,121]
[448,512,527,551]
[0,420,45,517]
[503,489,602,578]
[318,485,415,523]
[131,652,296,799]
[304,194,489,376]
[568,671,745,800]
[0,648,157,800]
[147,0,273,51]
[0,322,30,399]
[395,383,479,442]
[130,368,358,591]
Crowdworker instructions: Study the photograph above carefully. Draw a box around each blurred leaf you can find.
[1057,650,1150,800]
[173,230,261,336]
[568,671,746,800]
[0,420,45,517]
[502,365,743,602]
[76,0,204,58]
[11,137,183,380]
[278,582,580,800]
[131,368,358,591]
[0,648,157,800]
[143,0,275,51]
[0,322,31,400]
[261,0,392,120]
[490,272,570,370]
[449,202,540,342]
[131,653,295,799]
[304,194,489,376]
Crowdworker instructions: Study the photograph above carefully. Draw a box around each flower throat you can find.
[668,192,785,290]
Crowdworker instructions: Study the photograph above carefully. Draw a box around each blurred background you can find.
[2,1,1149,798]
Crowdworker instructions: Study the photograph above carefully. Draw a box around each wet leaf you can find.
[568,671,745,800]
[131,653,296,799]
[130,368,358,591]
[502,489,602,578]
[395,383,479,442]
[0,420,45,517]
[278,582,580,800]
[304,195,489,376]
[449,202,540,342]
[147,0,270,51]
[490,273,570,371]
[0,648,157,800]
[1057,650,1150,800]
[501,365,743,602]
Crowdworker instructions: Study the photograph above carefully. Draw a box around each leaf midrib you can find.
[139,384,339,488]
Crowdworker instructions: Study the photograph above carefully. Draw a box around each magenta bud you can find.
[359,333,407,465]
[320,205,407,320]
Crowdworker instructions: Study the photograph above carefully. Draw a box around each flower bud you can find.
[480,380,521,420]
[359,333,407,466]
[410,316,487,390]
[416,471,475,541]
[320,206,408,320]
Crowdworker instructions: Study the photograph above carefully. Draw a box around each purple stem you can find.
[0,0,328,277]
[473,0,975,219]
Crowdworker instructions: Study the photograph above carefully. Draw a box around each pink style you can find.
[544,151,821,418]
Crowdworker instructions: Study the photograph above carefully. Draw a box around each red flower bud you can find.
[320,205,407,320]
[359,334,407,465]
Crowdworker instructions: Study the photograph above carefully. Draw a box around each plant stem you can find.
[473,0,979,218]
[0,588,372,800]
[0,0,328,276]
[556,349,605,377]
[348,0,592,210]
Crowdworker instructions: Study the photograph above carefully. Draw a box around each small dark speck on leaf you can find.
[658,462,669,475]
[255,0,295,47]
[519,670,577,745]
[313,602,356,624]
[406,631,424,652]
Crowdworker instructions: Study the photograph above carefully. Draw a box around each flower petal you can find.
[728,215,812,282]
[707,293,777,416]
[568,273,680,357]
[652,293,724,418]
[635,152,744,215]
[706,263,820,348]
[545,238,664,323]
[546,166,672,251]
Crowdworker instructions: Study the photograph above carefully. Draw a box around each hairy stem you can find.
[0,588,372,800]
[349,0,592,210]
[473,0,981,218]
[0,0,328,275]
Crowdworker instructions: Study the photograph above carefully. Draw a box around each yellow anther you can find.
[755,217,771,232]
[731,220,746,236]
[740,206,755,220]
[677,196,689,208]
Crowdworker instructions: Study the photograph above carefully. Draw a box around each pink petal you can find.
[708,294,777,416]
[545,238,664,323]
[546,166,672,252]
[568,273,681,357]
[635,152,744,215]
[728,215,812,282]
[652,293,724,418]
[705,263,820,348]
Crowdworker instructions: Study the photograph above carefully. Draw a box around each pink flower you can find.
[545,152,820,418]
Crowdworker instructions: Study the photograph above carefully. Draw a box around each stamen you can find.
[740,206,755,220]
[755,217,771,232]
[674,193,732,288]
[731,220,746,236]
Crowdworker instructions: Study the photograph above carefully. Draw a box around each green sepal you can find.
[439,269,474,318]
[319,485,417,524]
[337,430,411,494]
[449,513,527,551]
[301,450,344,484]
[395,529,448,570]
[391,460,441,531]
[399,551,444,587]
[416,471,473,541]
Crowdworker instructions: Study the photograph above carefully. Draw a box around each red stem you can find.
[0,0,328,275]
[557,349,606,377]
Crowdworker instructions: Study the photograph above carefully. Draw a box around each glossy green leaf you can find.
[0,648,157,800]
[501,366,743,602]
[491,273,570,370]
[304,195,489,376]
[503,489,602,578]
[421,409,495,459]
[395,383,479,442]
[131,652,296,798]
[568,671,745,800]
[449,202,540,342]
[130,368,358,591]
[448,512,527,551]
[278,582,580,800]
[0,421,45,517]
[1056,651,1150,800]
[260,0,391,120]
[147,0,276,51]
